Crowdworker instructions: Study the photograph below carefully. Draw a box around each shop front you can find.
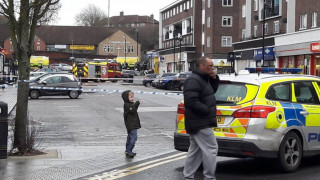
[274,28,320,76]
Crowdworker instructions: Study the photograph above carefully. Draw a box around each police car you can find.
[174,73,320,172]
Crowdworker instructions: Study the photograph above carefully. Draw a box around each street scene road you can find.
[1,82,320,179]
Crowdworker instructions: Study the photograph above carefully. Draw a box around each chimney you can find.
[150,14,154,20]
[120,11,124,16]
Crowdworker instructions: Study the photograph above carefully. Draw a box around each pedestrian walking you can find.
[183,56,220,180]
[121,90,141,158]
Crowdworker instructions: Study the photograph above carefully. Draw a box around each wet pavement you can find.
[0,85,177,180]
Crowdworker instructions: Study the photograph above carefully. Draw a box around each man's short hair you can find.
[196,56,208,67]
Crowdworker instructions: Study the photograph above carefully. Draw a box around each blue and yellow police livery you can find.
[174,73,320,172]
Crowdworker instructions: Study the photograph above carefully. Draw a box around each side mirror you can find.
[42,81,47,85]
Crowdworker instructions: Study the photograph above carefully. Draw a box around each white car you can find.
[30,71,47,80]
[50,63,73,71]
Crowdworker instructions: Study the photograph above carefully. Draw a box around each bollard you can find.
[0,101,8,159]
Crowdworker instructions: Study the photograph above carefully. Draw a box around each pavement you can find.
[0,85,177,180]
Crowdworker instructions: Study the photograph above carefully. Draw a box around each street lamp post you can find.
[261,2,268,67]
[169,29,176,73]
[136,30,139,58]
[124,35,127,64]
[178,34,182,73]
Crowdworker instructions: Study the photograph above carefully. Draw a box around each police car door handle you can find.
[300,111,309,116]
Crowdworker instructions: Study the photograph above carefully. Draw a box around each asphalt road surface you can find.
[27,81,320,180]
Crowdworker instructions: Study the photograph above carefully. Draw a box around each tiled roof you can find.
[0,25,158,51]
[109,15,158,24]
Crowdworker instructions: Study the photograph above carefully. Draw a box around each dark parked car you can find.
[142,73,158,87]
[121,70,139,83]
[29,73,82,99]
[170,71,192,91]
[152,73,176,88]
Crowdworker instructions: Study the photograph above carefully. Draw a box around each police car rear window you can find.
[215,84,248,105]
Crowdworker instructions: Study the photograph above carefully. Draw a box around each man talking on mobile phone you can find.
[183,56,220,180]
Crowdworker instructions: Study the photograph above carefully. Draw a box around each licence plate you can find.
[217,116,225,124]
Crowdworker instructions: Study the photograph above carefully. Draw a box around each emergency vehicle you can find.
[175,72,320,172]
[72,59,121,82]
[30,56,49,69]
[115,57,139,70]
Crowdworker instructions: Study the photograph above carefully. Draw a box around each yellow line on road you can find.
[86,152,186,180]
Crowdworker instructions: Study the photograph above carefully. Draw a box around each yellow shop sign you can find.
[70,45,95,50]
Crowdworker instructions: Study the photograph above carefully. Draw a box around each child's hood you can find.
[121,90,131,103]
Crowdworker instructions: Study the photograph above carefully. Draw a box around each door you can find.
[292,81,320,150]
[41,76,63,95]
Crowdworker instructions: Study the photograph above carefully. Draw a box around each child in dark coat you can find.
[121,90,141,157]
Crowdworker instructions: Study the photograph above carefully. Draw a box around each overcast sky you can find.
[54,0,175,26]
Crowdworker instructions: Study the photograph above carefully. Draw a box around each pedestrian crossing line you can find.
[85,152,187,180]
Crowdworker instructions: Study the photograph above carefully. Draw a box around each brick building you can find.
[234,0,320,75]
[158,0,240,73]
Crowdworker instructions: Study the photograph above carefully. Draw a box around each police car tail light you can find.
[233,106,276,118]
[177,102,185,114]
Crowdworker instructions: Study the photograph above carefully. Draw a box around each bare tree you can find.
[0,0,61,152]
[75,4,107,26]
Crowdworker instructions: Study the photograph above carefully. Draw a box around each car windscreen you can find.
[215,82,259,105]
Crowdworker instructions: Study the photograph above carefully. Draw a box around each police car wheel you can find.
[30,90,40,99]
[145,82,151,87]
[278,131,302,172]
[69,90,79,99]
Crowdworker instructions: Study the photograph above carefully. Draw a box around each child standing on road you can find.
[121,90,141,158]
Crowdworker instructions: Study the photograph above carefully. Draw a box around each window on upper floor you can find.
[221,36,232,47]
[207,36,210,48]
[263,23,269,35]
[173,8,176,15]
[254,0,258,11]
[274,21,280,34]
[37,46,40,51]
[208,0,211,8]
[222,0,233,7]
[312,12,318,28]
[207,17,211,28]
[254,26,258,37]
[300,14,307,29]
[191,0,193,8]
[264,0,280,18]
[222,16,232,27]
[242,5,246,18]
[187,1,190,9]
[241,29,246,40]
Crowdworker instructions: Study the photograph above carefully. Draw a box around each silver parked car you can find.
[29,73,82,99]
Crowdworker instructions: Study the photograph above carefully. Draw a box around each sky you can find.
[54,0,176,26]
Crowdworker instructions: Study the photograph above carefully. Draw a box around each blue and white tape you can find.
[27,86,183,96]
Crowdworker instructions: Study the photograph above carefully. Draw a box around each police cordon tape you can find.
[12,77,153,83]
[6,85,183,96]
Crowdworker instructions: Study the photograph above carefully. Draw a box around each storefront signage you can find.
[55,45,67,49]
[254,47,275,61]
[310,43,320,52]
[70,45,95,50]
[108,41,131,44]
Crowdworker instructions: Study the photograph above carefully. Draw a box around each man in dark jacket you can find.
[183,56,220,180]
[121,90,141,158]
